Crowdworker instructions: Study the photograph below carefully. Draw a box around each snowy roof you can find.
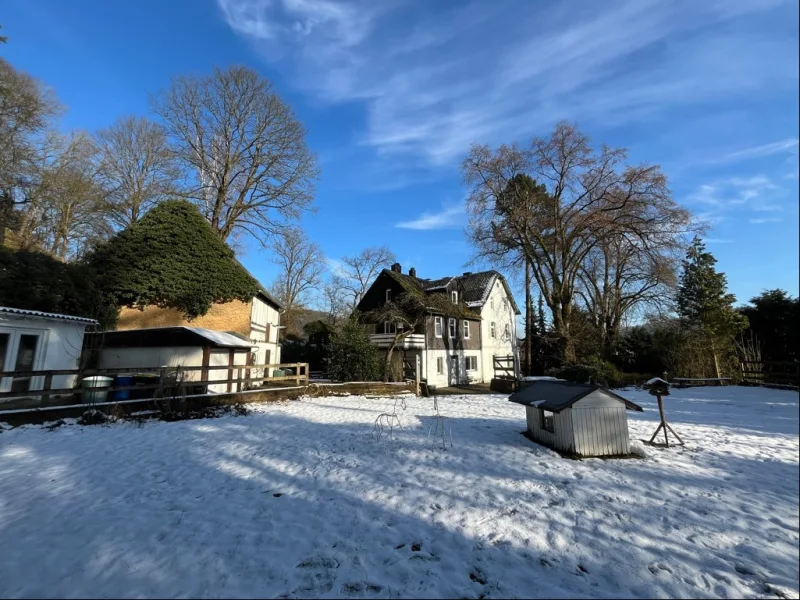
[86,326,253,349]
[0,306,98,325]
[509,380,643,413]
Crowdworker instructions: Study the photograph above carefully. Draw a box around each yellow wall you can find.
[116,300,253,337]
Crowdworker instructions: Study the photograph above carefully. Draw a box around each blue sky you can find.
[3,0,799,308]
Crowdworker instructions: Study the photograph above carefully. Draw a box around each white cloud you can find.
[217,0,797,166]
[704,237,733,244]
[325,257,347,277]
[712,138,800,164]
[749,217,782,224]
[395,204,464,230]
[687,175,785,214]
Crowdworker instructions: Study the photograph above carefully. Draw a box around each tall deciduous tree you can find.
[677,237,747,377]
[336,246,396,309]
[268,227,325,336]
[96,116,179,228]
[464,122,695,362]
[152,66,318,244]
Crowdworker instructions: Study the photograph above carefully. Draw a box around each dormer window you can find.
[451,291,458,304]
[385,289,391,304]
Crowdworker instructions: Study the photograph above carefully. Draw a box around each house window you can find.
[490,298,494,309]
[385,289,391,303]
[466,356,478,371]
[463,320,470,339]
[448,318,456,338]
[437,357,444,374]
[540,409,555,433]
[451,291,458,304]
[502,298,508,310]
[490,322,496,338]
[504,323,510,338]
[434,316,443,338]
[383,321,396,334]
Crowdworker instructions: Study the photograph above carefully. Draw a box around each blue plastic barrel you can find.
[114,375,134,401]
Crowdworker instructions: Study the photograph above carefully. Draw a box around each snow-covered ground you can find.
[0,386,797,599]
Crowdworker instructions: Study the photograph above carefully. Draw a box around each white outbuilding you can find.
[0,306,97,399]
[509,379,643,457]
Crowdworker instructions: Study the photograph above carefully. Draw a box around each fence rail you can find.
[740,360,799,389]
[493,355,516,380]
[0,363,309,405]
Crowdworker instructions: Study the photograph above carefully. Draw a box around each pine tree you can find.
[676,237,747,377]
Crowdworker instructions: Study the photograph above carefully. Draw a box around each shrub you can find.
[325,318,383,382]
[549,358,624,388]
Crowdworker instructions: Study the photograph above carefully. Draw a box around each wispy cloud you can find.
[704,237,733,244]
[749,217,782,224]
[687,175,785,214]
[395,204,464,230]
[217,0,797,166]
[326,257,347,277]
[710,138,800,164]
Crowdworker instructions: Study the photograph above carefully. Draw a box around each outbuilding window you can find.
[490,322,496,338]
[540,409,554,433]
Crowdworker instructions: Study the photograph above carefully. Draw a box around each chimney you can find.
[463,271,472,276]
[409,267,417,278]
[391,262,402,273]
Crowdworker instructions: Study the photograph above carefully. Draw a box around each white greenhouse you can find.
[509,380,643,457]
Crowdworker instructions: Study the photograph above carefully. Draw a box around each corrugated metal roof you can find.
[0,306,98,325]
[509,380,643,412]
[86,326,253,349]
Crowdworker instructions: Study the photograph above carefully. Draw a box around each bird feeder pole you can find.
[646,378,684,447]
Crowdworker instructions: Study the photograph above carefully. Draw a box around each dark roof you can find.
[508,380,643,412]
[0,306,98,325]
[382,270,481,319]
[375,268,520,317]
[86,326,253,349]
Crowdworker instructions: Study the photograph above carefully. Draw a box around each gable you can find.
[356,271,408,313]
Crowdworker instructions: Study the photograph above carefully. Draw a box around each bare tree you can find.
[463,122,698,362]
[152,66,318,244]
[0,57,61,238]
[96,115,179,228]
[269,227,325,336]
[321,278,351,328]
[337,246,396,309]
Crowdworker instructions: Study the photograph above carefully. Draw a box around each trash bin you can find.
[113,375,134,401]
[273,369,284,378]
[82,376,114,405]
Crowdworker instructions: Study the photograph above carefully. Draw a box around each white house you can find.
[356,264,520,388]
[509,379,643,457]
[0,306,97,400]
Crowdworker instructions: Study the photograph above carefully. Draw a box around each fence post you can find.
[415,355,421,396]
[236,367,242,393]
[295,364,301,387]
[41,373,53,407]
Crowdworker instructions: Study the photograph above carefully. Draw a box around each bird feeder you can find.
[645,377,683,447]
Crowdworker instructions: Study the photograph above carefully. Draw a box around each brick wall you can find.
[117,300,253,337]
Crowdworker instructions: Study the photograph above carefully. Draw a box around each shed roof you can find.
[509,380,643,413]
[86,326,253,349]
[0,306,98,325]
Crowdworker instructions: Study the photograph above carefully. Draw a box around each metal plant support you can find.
[427,395,453,450]
[372,396,408,441]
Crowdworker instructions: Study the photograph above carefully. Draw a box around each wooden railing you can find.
[493,355,516,380]
[741,360,799,389]
[0,363,309,405]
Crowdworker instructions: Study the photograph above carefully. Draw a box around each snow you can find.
[521,376,564,382]
[646,377,670,386]
[0,386,798,599]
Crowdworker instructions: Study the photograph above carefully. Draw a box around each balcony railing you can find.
[369,333,425,349]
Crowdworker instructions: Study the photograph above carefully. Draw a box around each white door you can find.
[0,328,47,394]
[448,355,459,386]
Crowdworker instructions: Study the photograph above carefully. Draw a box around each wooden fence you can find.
[740,360,799,389]
[493,355,517,380]
[0,363,309,408]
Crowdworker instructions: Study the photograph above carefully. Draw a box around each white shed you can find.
[86,326,254,393]
[509,380,643,457]
[0,306,97,400]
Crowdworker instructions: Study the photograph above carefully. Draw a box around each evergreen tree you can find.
[86,199,259,321]
[676,237,747,376]
[325,317,383,382]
